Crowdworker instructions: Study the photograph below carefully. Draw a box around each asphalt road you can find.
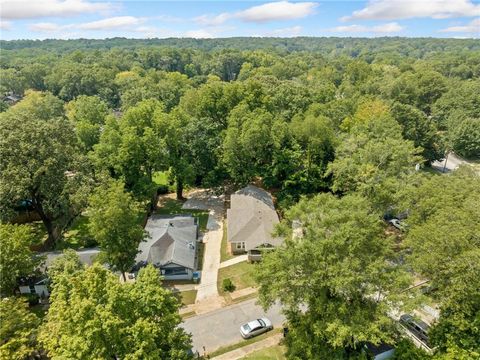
[181,298,285,354]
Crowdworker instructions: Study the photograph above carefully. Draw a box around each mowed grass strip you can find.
[217,261,257,296]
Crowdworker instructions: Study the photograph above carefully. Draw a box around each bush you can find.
[157,185,169,195]
[22,293,40,306]
[222,278,236,292]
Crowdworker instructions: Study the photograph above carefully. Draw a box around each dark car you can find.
[399,314,430,347]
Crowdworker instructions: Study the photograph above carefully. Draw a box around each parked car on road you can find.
[240,318,273,339]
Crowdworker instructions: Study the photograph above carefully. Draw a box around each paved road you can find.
[181,298,285,354]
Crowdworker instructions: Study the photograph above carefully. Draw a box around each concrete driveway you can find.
[182,297,285,354]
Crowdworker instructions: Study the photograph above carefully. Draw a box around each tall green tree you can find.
[391,102,444,163]
[66,95,109,153]
[0,224,42,295]
[87,180,145,281]
[40,264,192,359]
[0,91,82,248]
[46,248,85,284]
[92,99,166,198]
[403,169,480,359]
[257,194,411,359]
[327,101,421,208]
[0,297,40,360]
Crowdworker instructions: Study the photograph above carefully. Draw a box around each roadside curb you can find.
[210,333,283,360]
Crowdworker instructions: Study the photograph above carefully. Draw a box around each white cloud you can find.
[329,22,404,33]
[0,20,12,30]
[28,22,65,32]
[260,25,303,37]
[184,29,215,38]
[195,13,233,26]
[29,16,145,33]
[342,0,480,22]
[78,16,144,30]
[439,18,480,33]
[0,0,115,20]
[237,1,318,23]
[195,1,318,26]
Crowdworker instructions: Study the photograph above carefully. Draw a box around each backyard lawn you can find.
[29,215,97,251]
[217,261,257,296]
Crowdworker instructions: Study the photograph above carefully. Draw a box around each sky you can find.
[0,0,479,40]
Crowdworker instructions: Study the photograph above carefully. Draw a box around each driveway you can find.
[182,190,225,307]
[431,152,472,173]
[181,298,285,354]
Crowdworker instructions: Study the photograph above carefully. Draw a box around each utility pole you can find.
[442,152,450,173]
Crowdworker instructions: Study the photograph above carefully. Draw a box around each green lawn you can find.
[179,290,197,306]
[208,329,281,358]
[154,198,209,232]
[241,345,286,360]
[217,261,257,296]
[152,170,177,191]
[220,220,237,262]
[28,215,97,251]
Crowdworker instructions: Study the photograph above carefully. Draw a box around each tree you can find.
[327,102,421,208]
[450,117,480,159]
[66,95,109,153]
[0,297,40,360]
[391,102,444,163]
[46,249,85,284]
[256,194,411,359]
[0,91,83,248]
[92,99,166,198]
[403,169,480,358]
[87,180,145,281]
[40,264,192,359]
[0,224,42,295]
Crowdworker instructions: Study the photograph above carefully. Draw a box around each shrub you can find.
[157,184,169,195]
[222,278,236,292]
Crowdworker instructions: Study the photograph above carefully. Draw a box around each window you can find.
[236,242,246,250]
[163,267,188,276]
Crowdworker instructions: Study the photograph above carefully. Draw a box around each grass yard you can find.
[179,290,197,306]
[29,215,97,251]
[217,261,257,296]
[241,345,286,360]
[220,220,237,262]
[154,198,209,232]
[208,329,281,358]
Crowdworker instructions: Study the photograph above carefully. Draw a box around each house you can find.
[18,248,100,297]
[227,185,283,261]
[135,215,198,280]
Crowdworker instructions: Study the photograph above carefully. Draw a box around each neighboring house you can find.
[18,248,100,297]
[135,215,198,280]
[365,343,395,360]
[227,185,283,261]
[2,93,22,105]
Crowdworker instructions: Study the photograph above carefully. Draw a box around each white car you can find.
[240,318,273,339]
[388,218,406,231]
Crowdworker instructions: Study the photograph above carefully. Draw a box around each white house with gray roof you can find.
[227,185,283,260]
[18,248,101,297]
[136,215,198,280]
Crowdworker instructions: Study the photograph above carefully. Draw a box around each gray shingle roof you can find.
[136,215,197,269]
[40,248,101,272]
[227,185,282,251]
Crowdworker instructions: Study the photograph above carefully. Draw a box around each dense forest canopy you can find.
[0,37,479,359]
